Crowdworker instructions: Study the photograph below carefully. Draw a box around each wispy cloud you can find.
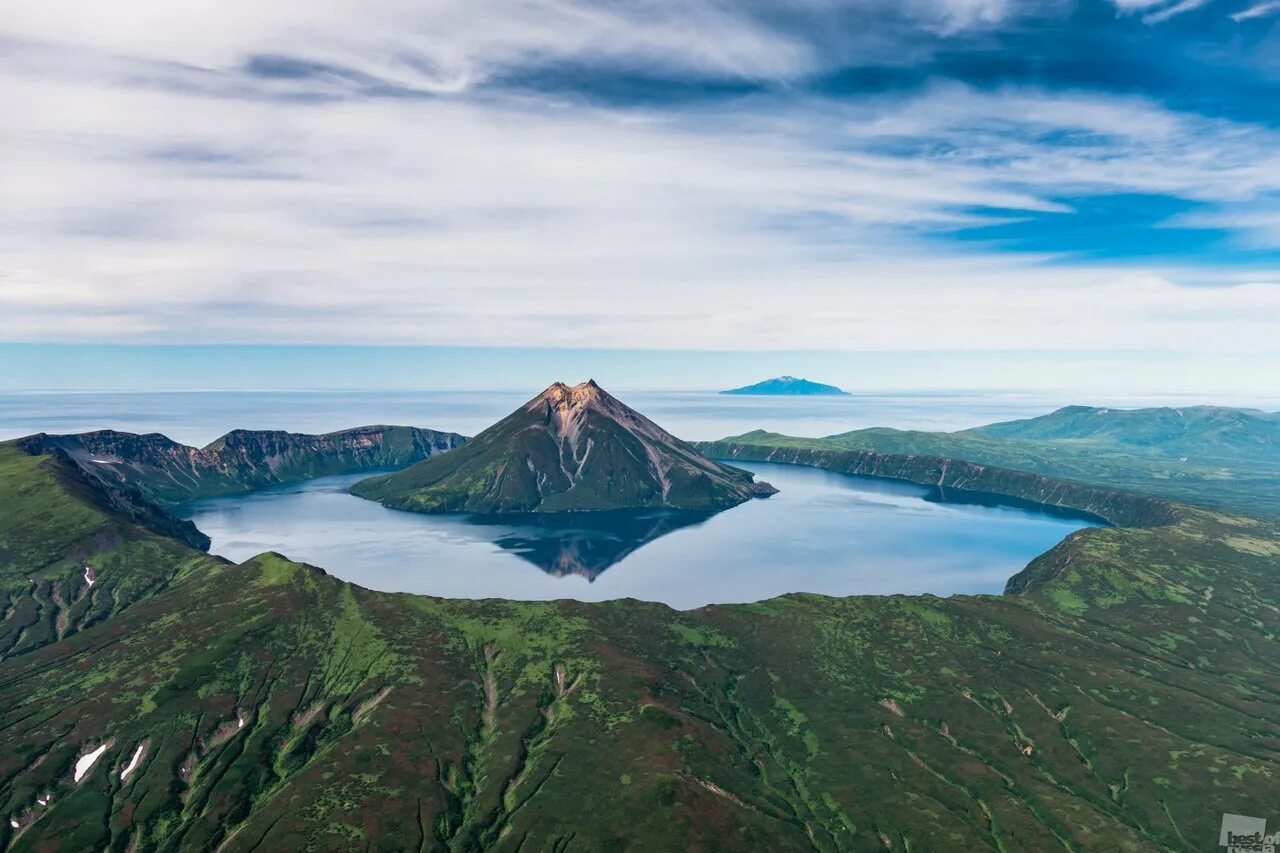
[2,0,1049,97]
[1,0,1279,358]
[1109,0,1181,10]
[1108,0,1221,22]
[1231,0,1280,20]
[1109,0,1280,23]
[1142,0,1214,22]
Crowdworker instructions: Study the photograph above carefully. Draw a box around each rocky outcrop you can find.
[18,425,467,506]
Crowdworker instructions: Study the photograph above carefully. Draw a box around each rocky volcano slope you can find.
[18,425,466,506]
[351,380,776,513]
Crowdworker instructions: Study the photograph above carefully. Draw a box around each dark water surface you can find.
[178,461,1098,609]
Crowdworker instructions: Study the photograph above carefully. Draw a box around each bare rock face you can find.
[351,380,777,514]
[18,425,467,506]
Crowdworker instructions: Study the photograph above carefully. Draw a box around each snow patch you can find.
[120,743,146,781]
[36,795,48,806]
[83,566,95,587]
[74,742,111,783]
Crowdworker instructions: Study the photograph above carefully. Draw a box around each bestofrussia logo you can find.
[1221,814,1278,853]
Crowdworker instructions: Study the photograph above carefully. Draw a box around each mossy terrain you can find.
[712,403,1280,517]
[1,434,1279,850]
[696,439,1176,528]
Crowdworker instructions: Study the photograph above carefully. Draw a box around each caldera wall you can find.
[696,440,1179,528]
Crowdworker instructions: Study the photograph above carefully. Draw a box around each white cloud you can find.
[1072,0,1277,23]
[2,0,817,89]
[1109,0,1175,9]
[1169,206,1280,246]
[1143,0,1214,22]
[2,1,1279,357]
[1232,0,1280,19]
[1,0,1041,96]
[1107,0,1219,22]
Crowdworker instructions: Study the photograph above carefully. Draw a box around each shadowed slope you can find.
[0,445,222,661]
[18,425,467,507]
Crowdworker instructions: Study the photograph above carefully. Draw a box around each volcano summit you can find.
[350,380,777,514]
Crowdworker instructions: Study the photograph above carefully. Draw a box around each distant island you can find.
[720,376,850,396]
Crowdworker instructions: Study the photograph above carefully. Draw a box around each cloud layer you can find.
[2,0,1280,357]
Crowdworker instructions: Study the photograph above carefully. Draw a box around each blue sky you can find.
[2,0,1280,393]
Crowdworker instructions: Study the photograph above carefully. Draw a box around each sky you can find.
[2,0,1280,394]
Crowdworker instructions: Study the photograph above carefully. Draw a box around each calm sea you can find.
[0,388,1142,445]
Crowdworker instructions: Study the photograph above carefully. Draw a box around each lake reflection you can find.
[178,461,1100,609]
[468,510,714,580]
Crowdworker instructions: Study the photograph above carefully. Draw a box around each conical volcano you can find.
[350,380,777,514]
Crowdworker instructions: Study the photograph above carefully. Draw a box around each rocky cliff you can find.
[18,425,467,506]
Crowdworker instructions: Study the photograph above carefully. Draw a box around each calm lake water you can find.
[179,461,1099,609]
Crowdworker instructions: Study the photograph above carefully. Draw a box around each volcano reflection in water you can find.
[180,463,1097,608]
[463,510,714,580]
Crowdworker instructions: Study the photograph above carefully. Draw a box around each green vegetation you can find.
[2,401,1280,850]
[697,438,1175,528]
[713,403,1280,517]
[353,381,776,514]
[0,444,222,660]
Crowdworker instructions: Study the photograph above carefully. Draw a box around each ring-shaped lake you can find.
[178,461,1101,610]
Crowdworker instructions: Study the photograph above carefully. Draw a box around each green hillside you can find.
[3,429,1280,850]
[718,404,1280,517]
[352,381,775,514]
[972,405,1280,457]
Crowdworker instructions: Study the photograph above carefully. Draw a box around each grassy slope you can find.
[696,439,1177,528]
[971,405,1280,454]
[1,444,1279,850]
[0,446,219,659]
[717,410,1280,518]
